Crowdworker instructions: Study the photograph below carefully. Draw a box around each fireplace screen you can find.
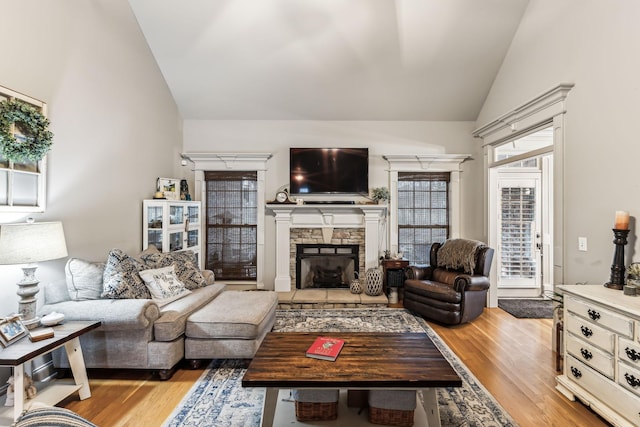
[296,244,359,289]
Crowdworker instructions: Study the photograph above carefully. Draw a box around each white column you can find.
[364,209,383,269]
[272,208,292,291]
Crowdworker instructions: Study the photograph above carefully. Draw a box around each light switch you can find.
[578,237,588,252]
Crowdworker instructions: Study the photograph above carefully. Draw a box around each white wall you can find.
[184,120,484,288]
[476,0,640,285]
[0,0,183,315]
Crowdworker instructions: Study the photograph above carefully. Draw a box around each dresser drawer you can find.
[619,360,640,397]
[620,337,640,368]
[565,296,633,338]
[567,355,640,426]
[566,334,614,378]
[566,312,615,353]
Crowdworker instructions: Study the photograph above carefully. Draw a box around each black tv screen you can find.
[290,148,369,194]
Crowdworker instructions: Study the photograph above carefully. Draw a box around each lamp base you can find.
[604,282,624,290]
[17,265,42,329]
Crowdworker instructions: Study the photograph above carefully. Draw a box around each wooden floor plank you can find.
[58,307,610,427]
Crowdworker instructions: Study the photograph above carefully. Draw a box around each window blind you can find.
[204,171,257,280]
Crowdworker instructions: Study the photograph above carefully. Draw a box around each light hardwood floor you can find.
[59,307,610,426]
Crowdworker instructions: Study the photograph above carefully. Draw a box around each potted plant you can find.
[371,187,389,204]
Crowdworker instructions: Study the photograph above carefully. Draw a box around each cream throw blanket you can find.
[436,239,486,274]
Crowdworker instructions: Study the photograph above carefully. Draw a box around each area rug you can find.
[498,298,553,319]
[163,308,518,427]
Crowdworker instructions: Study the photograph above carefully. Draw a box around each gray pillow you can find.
[65,258,105,300]
[102,249,151,299]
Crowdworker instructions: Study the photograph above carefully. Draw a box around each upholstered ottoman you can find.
[184,290,278,361]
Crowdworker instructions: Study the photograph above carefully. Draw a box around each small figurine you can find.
[180,179,191,201]
[5,374,37,406]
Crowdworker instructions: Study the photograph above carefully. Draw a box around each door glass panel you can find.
[147,206,163,228]
[187,230,198,247]
[170,206,183,225]
[501,186,536,280]
[188,206,199,223]
[169,231,183,251]
[148,230,162,250]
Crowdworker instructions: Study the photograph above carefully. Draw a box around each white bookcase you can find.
[142,200,202,268]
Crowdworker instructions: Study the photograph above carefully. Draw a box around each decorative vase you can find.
[350,278,363,294]
[365,267,383,296]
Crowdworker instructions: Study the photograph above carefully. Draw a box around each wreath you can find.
[0,99,53,162]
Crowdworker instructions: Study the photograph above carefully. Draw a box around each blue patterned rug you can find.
[163,308,518,427]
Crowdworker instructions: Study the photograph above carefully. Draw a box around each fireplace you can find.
[296,244,359,289]
[269,204,386,292]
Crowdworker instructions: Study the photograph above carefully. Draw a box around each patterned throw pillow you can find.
[141,250,207,290]
[102,249,151,299]
[139,265,191,306]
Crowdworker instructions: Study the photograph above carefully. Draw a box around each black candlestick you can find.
[604,228,630,290]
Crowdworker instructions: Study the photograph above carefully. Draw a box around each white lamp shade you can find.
[0,221,68,265]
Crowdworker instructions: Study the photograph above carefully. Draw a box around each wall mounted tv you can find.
[290,148,369,195]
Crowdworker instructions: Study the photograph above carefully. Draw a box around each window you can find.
[0,85,47,213]
[204,171,257,280]
[397,172,450,264]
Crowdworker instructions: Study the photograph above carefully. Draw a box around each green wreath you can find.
[0,99,53,162]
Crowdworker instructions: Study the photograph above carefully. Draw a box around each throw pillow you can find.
[65,258,105,301]
[139,265,191,306]
[141,250,207,290]
[102,249,151,299]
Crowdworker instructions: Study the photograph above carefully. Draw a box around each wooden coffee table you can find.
[242,332,461,427]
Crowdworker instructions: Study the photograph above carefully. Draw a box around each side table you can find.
[0,320,100,424]
[382,259,409,306]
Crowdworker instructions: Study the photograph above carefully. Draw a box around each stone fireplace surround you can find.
[268,204,387,292]
[293,235,362,289]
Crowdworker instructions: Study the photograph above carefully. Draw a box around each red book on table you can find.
[305,336,345,361]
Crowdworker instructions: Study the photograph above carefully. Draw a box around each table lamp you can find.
[0,220,68,329]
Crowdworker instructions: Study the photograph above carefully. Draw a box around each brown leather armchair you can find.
[403,239,494,325]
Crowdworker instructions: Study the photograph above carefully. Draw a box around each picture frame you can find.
[157,177,180,201]
[0,315,27,347]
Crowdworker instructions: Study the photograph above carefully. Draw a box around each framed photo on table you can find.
[0,315,27,347]
[157,178,180,201]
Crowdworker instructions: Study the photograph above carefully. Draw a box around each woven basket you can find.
[369,406,414,426]
[294,401,338,421]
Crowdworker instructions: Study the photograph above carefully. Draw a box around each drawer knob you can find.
[587,309,601,321]
[570,366,582,379]
[580,348,593,360]
[625,347,640,361]
[625,373,640,388]
[580,325,593,338]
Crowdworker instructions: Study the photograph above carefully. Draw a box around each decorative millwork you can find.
[0,98,53,162]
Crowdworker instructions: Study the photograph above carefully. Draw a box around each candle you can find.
[615,210,630,230]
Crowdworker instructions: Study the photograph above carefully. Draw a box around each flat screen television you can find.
[290,148,368,194]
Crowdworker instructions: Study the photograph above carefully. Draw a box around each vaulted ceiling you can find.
[129,0,529,121]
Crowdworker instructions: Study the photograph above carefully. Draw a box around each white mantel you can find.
[267,204,387,292]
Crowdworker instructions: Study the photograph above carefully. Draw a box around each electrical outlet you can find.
[578,237,588,252]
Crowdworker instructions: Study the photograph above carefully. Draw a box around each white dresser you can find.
[556,285,640,426]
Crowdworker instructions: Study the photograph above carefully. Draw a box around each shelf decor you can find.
[371,187,390,204]
[0,99,53,162]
